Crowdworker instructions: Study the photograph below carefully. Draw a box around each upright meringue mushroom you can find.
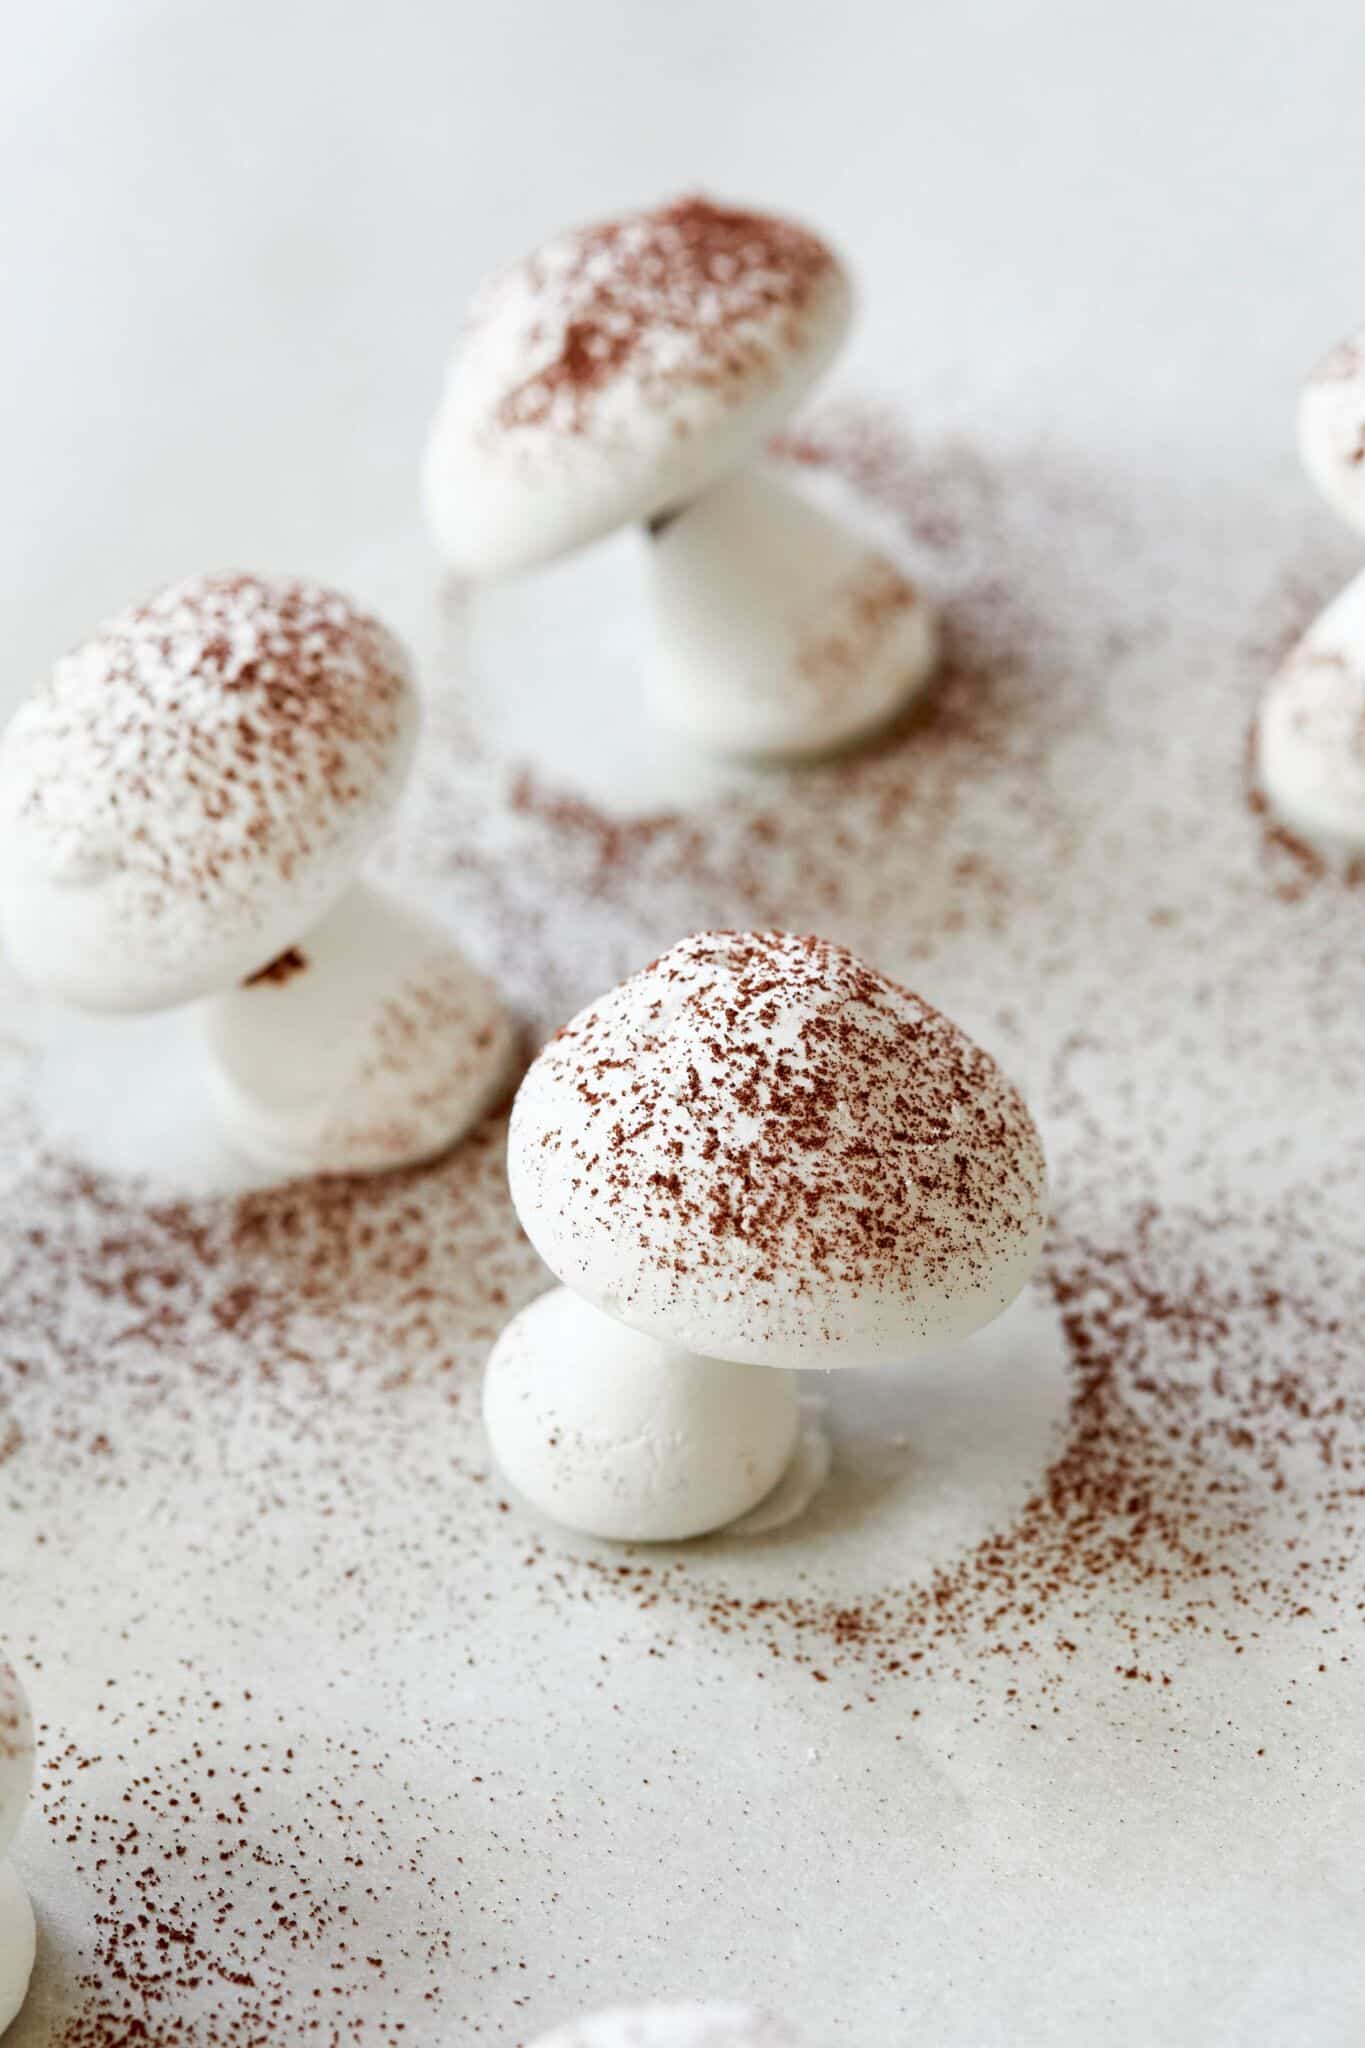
[0,573,512,1176]
[528,2004,805,2048]
[1259,331,1365,853]
[0,1655,36,2037]
[484,931,1048,1541]
[423,194,937,759]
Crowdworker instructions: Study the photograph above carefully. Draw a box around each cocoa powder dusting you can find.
[494,195,840,432]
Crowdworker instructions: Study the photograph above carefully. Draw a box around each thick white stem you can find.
[644,463,937,760]
[202,879,515,1177]
[483,1286,801,1542]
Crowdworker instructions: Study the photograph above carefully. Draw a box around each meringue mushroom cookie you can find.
[1298,330,1365,538]
[1258,568,1365,852]
[203,881,514,1177]
[647,467,937,758]
[0,574,419,1012]
[422,194,853,579]
[508,931,1049,1369]
[529,2005,804,2048]
[483,1285,800,1542]
[0,1656,36,2037]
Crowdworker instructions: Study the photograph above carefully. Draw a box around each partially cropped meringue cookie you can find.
[485,929,1047,1545]
[484,1285,799,1541]
[0,573,418,1013]
[0,1656,37,2037]
[203,882,515,1176]
[1258,568,1365,852]
[1297,331,1365,540]
[647,467,936,757]
[424,194,852,579]
[528,2004,804,2048]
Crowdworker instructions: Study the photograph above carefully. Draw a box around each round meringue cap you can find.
[0,574,419,1012]
[0,1656,34,1859]
[0,1862,36,2037]
[508,931,1048,1369]
[1298,330,1365,539]
[647,466,937,758]
[528,2003,803,2048]
[422,194,853,579]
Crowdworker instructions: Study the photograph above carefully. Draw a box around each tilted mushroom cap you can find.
[1298,330,1365,539]
[0,574,418,1012]
[508,931,1048,1369]
[529,2005,803,2048]
[0,1655,34,1860]
[1258,567,1365,851]
[422,194,853,579]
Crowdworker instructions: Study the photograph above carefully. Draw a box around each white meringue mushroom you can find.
[483,1285,799,1541]
[0,573,418,1012]
[647,467,937,757]
[1297,330,1365,540]
[203,881,514,1176]
[528,2003,804,2048]
[1259,331,1365,853]
[423,194,852,580]
[0,573,514,1183]
[0,1656,36,2037]
[487,930,1047,1542]
[1258,567,1365,852]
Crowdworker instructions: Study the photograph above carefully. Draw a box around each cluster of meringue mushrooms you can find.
[0,197,1052,2033]
[1258,323,1365,856]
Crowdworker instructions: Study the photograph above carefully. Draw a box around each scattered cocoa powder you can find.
[4,408,1365,2038]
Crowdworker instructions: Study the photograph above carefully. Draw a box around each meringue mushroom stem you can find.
[482,1285,802,1543]
[201,880,515,1178]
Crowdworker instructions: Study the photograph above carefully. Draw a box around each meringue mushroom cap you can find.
[1257,568,1365,852]
[507,931,1049,1370]
[528,2005,802,2048]
[483,1285,800,1542]
[647,466,938,758]
[1298,333,1365,540]
[0,575,420,1013]
[0,1657,34,1861]
[202,881,515,1176]
[422,196,854,580]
